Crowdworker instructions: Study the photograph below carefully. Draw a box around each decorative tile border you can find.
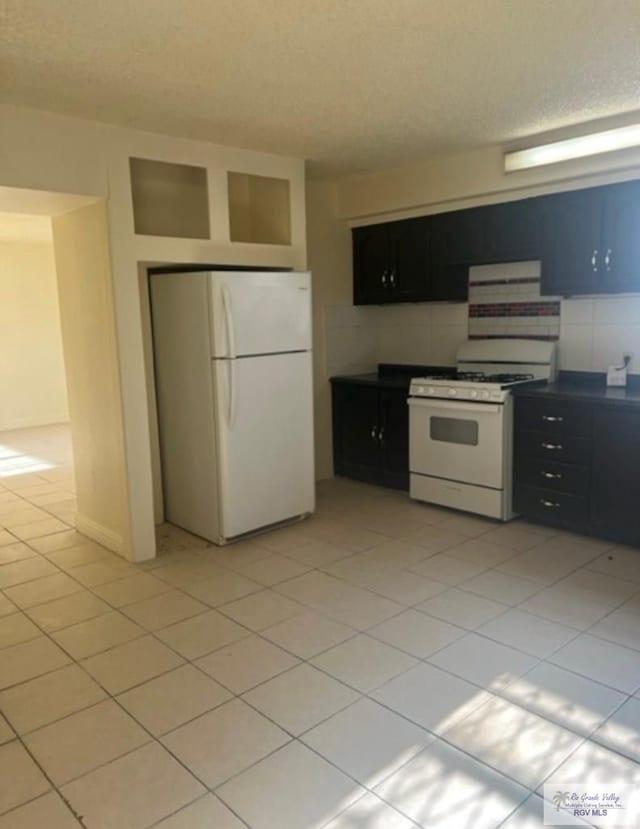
[468,262,560,340]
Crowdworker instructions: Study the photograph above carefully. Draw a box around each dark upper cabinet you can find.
[352,224,395,305]
[388,218,430,301]
[541,187,602,296]
[601,180,640,294]
[428,208,479,301]
[542,179,640,296]
[590,406,640,541]
[353,214,470,305]
[353,218,430,305]
[481,198,545,264]
[354,177,640,304]
[331,382,409,490]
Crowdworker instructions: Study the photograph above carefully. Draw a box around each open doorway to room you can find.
[0,187,133,560]
[0,211,77,538]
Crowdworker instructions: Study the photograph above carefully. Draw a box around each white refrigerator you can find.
[150,270,315,545]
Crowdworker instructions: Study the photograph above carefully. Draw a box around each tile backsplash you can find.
[325,262,640,377]
[560,295,640,373]
[324,302,466,375]
[468,261,560,340]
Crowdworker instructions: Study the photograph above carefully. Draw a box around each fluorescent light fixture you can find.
[504,122,640,172]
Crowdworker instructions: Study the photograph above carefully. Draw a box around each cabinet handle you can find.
[378,426,385,445]
[542,415,563,423]
[591,249,598,272]
[540,498,561,508]
[541,471,562,479]
[541,442,563,450]
[389,270,396,287]
[381,271,387,286]
[370,426,378,441]
[604,248,612,271]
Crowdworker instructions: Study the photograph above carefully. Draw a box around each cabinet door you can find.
[601,180,640,293]
[388,217,430,302]
[428,209,478,301]
[379,388,409,489]
[541,188,603,296]
[332,384,380,482]
[591,407,640,542]
[482,198,545,264]
[352,225,392,305]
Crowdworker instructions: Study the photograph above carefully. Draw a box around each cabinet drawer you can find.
[514,484,589,525]
[514,456,589,496]
[516,398,592,437]
[515,430,592,465]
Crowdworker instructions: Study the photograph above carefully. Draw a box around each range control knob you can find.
[481,390,490,400]
[469,389,478,399]
[416,386,425,395]
[448,388,458,396]
[428,387,436,395]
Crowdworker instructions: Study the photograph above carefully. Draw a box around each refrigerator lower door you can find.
[213,350,314,540]
[208,271,311,358]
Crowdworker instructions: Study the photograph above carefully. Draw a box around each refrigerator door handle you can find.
[221,284,237,428]
[221,284,237,359]
[229,359,237,428]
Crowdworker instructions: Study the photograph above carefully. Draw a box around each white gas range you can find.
[408,339,557,520]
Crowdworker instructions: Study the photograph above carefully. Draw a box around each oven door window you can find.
[430,416,479,446]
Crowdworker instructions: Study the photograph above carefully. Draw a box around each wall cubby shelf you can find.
[130,158,210,239]
[227,172,291,245]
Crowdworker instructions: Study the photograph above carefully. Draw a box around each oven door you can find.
[409,397,505,489]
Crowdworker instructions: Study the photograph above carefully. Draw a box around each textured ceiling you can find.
[3,0,640,177]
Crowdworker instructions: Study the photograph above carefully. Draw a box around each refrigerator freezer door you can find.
[209,271,311,357]
[213,350,315,540]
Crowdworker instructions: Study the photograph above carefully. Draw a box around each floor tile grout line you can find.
[0,720,87,826]
[2,462,640,824]
[146,791,253,829]
[14,518,640,769]
[0,551,530,819]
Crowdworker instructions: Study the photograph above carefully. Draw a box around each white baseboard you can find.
[75,514,125,557]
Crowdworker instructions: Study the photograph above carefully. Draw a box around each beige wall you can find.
[51,201,132,558]
[339,144,640,221]
[306,180,352,479]
[1,103,307,558]
[0,239,69,431]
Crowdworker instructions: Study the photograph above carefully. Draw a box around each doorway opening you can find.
[0,187,133,559]
[0,211,76,539]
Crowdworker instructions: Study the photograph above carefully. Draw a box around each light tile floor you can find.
[0,426,639,826]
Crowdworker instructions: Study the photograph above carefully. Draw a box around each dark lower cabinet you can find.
[514,393,640,545]
[332,382,409,490]
[590,407,640,540]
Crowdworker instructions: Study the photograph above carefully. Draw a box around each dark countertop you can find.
[514,373,640,409]
[330,372,411,390]
[330,363,453,391]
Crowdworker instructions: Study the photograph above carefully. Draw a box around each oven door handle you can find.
[408,397,503,415]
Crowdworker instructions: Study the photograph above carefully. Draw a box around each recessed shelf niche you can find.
[130,158,210,239]
[227,172,291,245]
